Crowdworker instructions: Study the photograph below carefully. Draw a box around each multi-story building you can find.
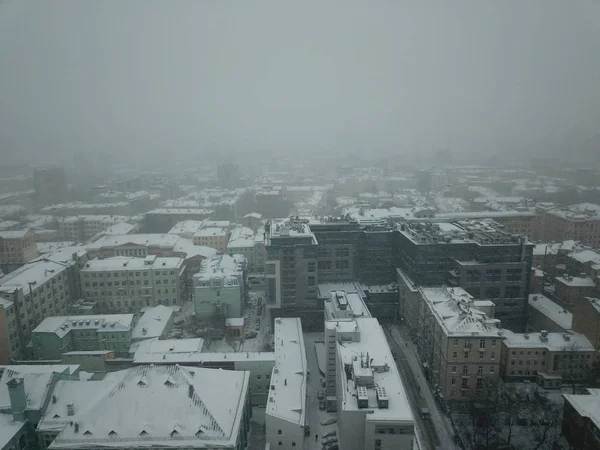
[144,208,213,233]
[34,167,66,207]
[167,220,204,238]
[415,287,502,402]
[537,203,600,248]
[31,313,135,359]
[573,297,600,357]
[528,293,572,332]
[562,389,600,450]
[265,318,307,449]
[500,330,594,383]
[85,233,181,258]
[193,254,245,318]
[0,259,72,362]
[265,218,318,320]
[336,317,415,450]
[38,365,251,450]
[554,275,598,310]
[433,210,539,240]
[395,220,533,331]
[0,230,38,273]
[57,215,130,242]
[80,255,187,312]
[227,226,264,274]
[193,227,229,252]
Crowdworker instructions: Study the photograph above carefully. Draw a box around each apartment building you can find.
[193,227,229,251]
[193,254,245,318]
[80,255,187,312]
[336,318,415,450]
[572,297,600,357]
[554,275,597,310]
[395,220,533,331]
[0,259,72,362]
[432,210,539,240]
[0,230,38,273]
[57,215,130,242]
[227,226,265,274]
[265,218,318,317]
[265,318,307,450]
[85,233,181,258]
[537,203,600,248]
[32,313,134,359]
[415,287,502,402]
[562,389,600,450]
[528,293,572,332]
[500,330,594,383]
[38,365,251,450]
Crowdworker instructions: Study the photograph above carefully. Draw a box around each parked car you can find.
[323,430,336,438]
[245,331,258,339]
[323,444,338,450]
[321,437,338,446]
[320,418,337,426]
[317,390,325,400]
[319,400,326,410]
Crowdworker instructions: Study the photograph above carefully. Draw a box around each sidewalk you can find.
[388,324,460,450]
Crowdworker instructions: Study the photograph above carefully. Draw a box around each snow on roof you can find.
[0,260,68,292]
[36,242,78,254]
[269,219,314,239]
[100,222,137,236]
[81,256,183,272]
[193,227,228,238]
[0,370,56,411]
[32,246,87,266]
[528,294,572,330]
[227,226,256,249]
[337,318,413,422]
[0,229,31,239]
[33,314,134,338]
[0,413,26,449]
[502,330,594,351]
[0,364,79,376]
[47,365,250,448]
[86,233,180,250]
[243,212,262,219]
[555,276,596,288]
[420,287,501,337]
[0,296,13,308]
[225,318,244,327]
[318,281,364,298]
[324,289,371,320]
[563,393,600,430]
[582,298,600,314]
[547,203,600,220]
[131,305,175,341]
[167,220,204,236]
[146,207,213,215]
[569,248,600,265]
[172,238,217,260]
[267,318,306,426]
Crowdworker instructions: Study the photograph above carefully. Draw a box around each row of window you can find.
[84,271,176,278]
[452,351,496,360]
[451,365,495,374]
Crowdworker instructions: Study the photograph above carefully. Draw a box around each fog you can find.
[1,0,599,165]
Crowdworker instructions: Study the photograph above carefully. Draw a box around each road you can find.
[386,324,461,450]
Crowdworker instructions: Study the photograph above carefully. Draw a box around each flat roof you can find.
[0,259,69,292]
[193,227,228,237]
[337,318,413,422]
[81,256,184,272]
[528,294,572,330]
[267,318,307,426]
[131,305,175,340]
[167,220,204,235]
[555,276,596,288]
[563,393,600,431]
[502,330,594,351]
[86,233,180,250]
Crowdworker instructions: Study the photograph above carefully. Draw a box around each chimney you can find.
[7,378,27,421]
[67,403,75,416]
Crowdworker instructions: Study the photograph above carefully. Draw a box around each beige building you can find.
[0,230,38,273]
[0,259,72,362]
[572,297,600,359]
[501,330,594,383]
[417,287,503,402]
[80,255,187,313]
[554,275,597,310]
[537,203,600,248]
[528,293,572,332]
[193,227,229,251]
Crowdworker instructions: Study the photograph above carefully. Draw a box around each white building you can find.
[336,318,415,450]
[193,227,229,252]
[38,365,251,450]
[57,215,132,242]
[193,254,245,318]
[167,220,204,238]
[80,255,186,313]
[130,304,175,342]
[227,226,265,274]
[266,318,307,449]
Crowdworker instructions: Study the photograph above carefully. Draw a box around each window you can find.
[477,366,483,375]
[461,378,468,388]
[452,352,457,359]
[464,352,469,359]
[451,378,456,385]
[479,352,484,359]
[491,352,495,360]
[489,366,495,374]
[454,339,458,346]
[479,340,485,349]
[463,366,468,374]
[476,378,484,389]
[452,366,457,373]
[375,439,382,450]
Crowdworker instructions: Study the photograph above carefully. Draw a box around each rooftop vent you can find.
[357,385,369,409]
[376,386,389,409]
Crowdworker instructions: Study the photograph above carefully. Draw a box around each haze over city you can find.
[1,0,600,166]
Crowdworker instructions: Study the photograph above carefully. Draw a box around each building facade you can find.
[0,230,38,274]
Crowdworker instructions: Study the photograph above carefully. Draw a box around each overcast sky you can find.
[1,0,599,165]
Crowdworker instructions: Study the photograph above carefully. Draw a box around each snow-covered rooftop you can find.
[563,393,600,430]
[81,256,184,272]
[172,237,217,260]
[502,330,594,351]
[547,203,600,221]
[267,318,306,426]
[0,230,31,239]
[86,233,180,250]
[33,314,134,338]
[131,305,175,341]
[167,220,204,236]
[227,226,256,249]
[555,276,596,288]
[193,227,228,238]
[323,288,371,320]
[0,259,69,293]
[337,318,413,423]
[420,287,501,337]
[46,365,250,448]
[0,369,56,412]
[528,294,572,330]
